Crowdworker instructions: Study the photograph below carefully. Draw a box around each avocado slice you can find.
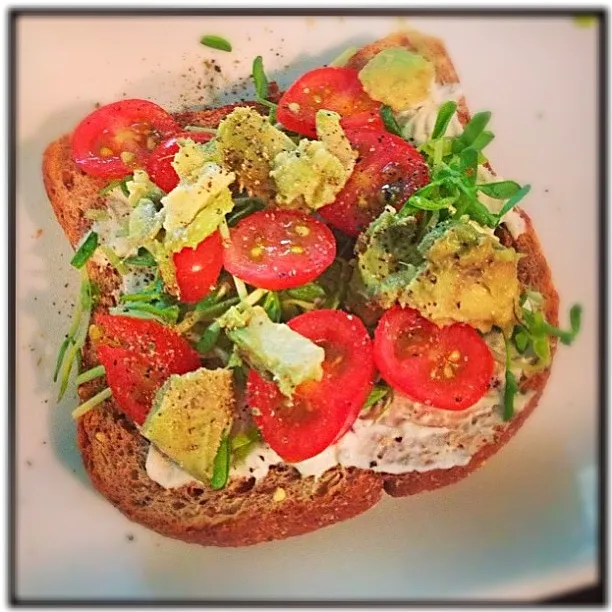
[358,47,435,111]
[403,221,521,333]
[142,367,235,484]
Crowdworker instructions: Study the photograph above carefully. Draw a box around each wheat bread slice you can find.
[42,32,559,545]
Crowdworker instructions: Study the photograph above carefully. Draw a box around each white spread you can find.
[397,83,464,145]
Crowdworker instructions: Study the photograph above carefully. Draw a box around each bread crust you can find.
[42,31,559,545]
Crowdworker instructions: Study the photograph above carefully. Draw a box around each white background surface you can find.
[15,13,600,601]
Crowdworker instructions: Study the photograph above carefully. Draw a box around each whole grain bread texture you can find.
[42,30,559,546]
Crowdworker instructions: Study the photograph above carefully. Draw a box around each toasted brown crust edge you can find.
[42,30,560,544]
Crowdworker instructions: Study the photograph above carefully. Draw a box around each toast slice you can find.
[42,30,559,546]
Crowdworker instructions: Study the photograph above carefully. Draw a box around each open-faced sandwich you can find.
[43,29,581,546]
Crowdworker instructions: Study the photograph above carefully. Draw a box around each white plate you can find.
[16,14,599,601]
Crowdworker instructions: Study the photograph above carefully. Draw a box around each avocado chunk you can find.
[403,221,521,333]
[219,305,324,397]
[126,169,164,207]
[172,137,221,182]
[142,367,235,484]
[271,110,356,211]
[353,207,424,309]
[358,47,434,111]
[217,106,296,199]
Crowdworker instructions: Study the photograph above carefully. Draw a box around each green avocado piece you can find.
[219,305,325,397]
[172,138,221,182]
[358,47,435,111]
[403,221,521,333]
[353,207,424,309]
[217,106,296,199]
[142,368,235,484]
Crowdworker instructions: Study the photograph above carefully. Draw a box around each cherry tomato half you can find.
[247,309,375,462]
[319,128,430,237]
[94,314,200,424]
[146,131,214,193]
[173,231,224,304]
[276,67,382,138]
[71,99,180,179]
[373,306,495,411]
[222,209,336,291]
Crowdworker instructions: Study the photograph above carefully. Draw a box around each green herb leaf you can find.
[380,105,403,137]
[197,321,221,354]
[496,184,531,221]
[471,130,494,152]
[72,387,112,420]
[210,435,231,489]
[459,147,478,184]
[252,55,269,100]
[513,328,530,354]
[123,247,157,267]
[196,297,240,321]
[70,231,99,269]
[230,426,261,464]
[262,292,281,323]
[477,180,521,200]
[285,283,327,302]
[119,291,162,304]
[98,176,132,196]
[431,101,458,139]
[503,336,518,421]
[226,197,266,227]
[200,34,232,52]
[459,111,492,148]
[57,270,92,400]
[53,337,73,383]
[361,383,391,415]
[75,364,106,386]
[112,302,179,325]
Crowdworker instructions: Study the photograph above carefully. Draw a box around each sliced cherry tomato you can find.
[173,231,224,303]
[319,128,430,237]
[71,99,180,179]
[247,309,375,462]
[373,306,494,411]
[94,314,200,424]
[276,67,382,138]
[222,209,336,291]
[146,131,213,193]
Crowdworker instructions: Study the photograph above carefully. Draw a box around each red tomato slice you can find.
[173,231,224,303]
[247,309,375,462]
[222,209,336,291]
[319,128,430,237]
[276,67,382,138]
[71,99,180,179]
[373,306,494,411]
[94,314,201,424]
[146,131,213,193]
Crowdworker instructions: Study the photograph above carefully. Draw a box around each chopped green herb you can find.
[230,426,261,464]
[98,176,132,197]
[380,105,403,137]
[285,283,327,302]
[431,100,457,139]
[124,248,157,267]
[197,321,222,354]
[361,383,391,415]
[210,435,231,489]
[226,197,266,227]
[72,387,112,420]
[70,231,99,269]
[99,245,128,275]
[75,365,106,386]
[262,291,282,323]
[252,55,269,99]
[503,337,518,421]
[200,34,232,52]
[57,270,93,400]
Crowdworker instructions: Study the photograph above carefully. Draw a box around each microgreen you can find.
[210,435,231,489]
[200,34,232,52]
[70,231,99,269]
[401,104,531,227]
[380,105,403,137]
